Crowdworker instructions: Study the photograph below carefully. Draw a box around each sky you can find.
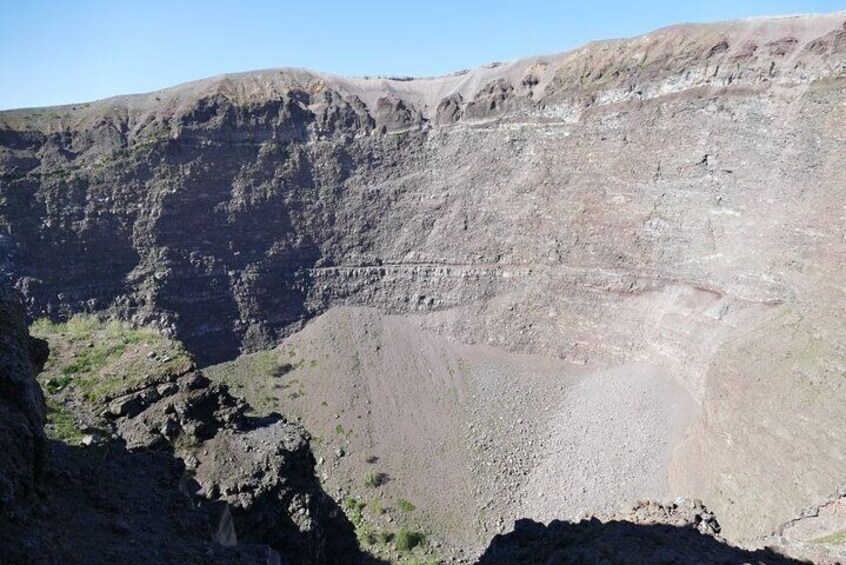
[1,0,843,110]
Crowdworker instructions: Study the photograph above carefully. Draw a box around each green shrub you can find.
[397,498,416,512]
[45,399,84,443]
[342,497,366,526]
[44,374,72,393]
[363,471,387,488]
[395,529,425,551]
[360,528,377,545]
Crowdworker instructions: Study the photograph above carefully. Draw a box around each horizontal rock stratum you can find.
[1,10,846,553]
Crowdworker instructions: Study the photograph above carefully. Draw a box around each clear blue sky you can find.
[1,0,843,110]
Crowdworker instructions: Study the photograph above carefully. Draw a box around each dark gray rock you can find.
[0,279,368,564]
[477,500,801,565]
[0,281,47,514]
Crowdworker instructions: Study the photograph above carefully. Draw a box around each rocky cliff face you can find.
[96,367,361,563]
[2,14,844,364]
[476,499,801,565]
[1,12,845,546]
[0,283,363,564]
[0,284,47,517]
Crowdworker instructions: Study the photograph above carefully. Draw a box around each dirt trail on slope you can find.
[208,307,697,559]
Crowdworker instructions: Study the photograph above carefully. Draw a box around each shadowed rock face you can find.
[0,280,369,564]
[1,11,845,547]
[476,498,814,564]
[98,368,364,563]
[477,519,801,565]
[104,372,365,564]
[0,284,47,515]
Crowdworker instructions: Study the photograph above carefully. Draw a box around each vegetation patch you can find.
[205,349,294,413]
[31,315,191,402]
[43,374,72,394]
[395,528,425,551]
[44,398,84,443]
[172,430,201,454]
[342,496,367,527]
[363,471,388,488]
[812,530,846,545]
[397,498,416,512]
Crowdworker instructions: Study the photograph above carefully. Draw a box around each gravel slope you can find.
[518,364,696,523]
[207,307,697,560]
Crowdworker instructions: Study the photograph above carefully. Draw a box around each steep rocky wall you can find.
[1,13,845,545]
[0,282,47,515]
[99,368,362,564]
[0,288,363,563]
[1,14,844,366]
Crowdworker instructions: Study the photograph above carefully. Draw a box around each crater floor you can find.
[207,307,698,557]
